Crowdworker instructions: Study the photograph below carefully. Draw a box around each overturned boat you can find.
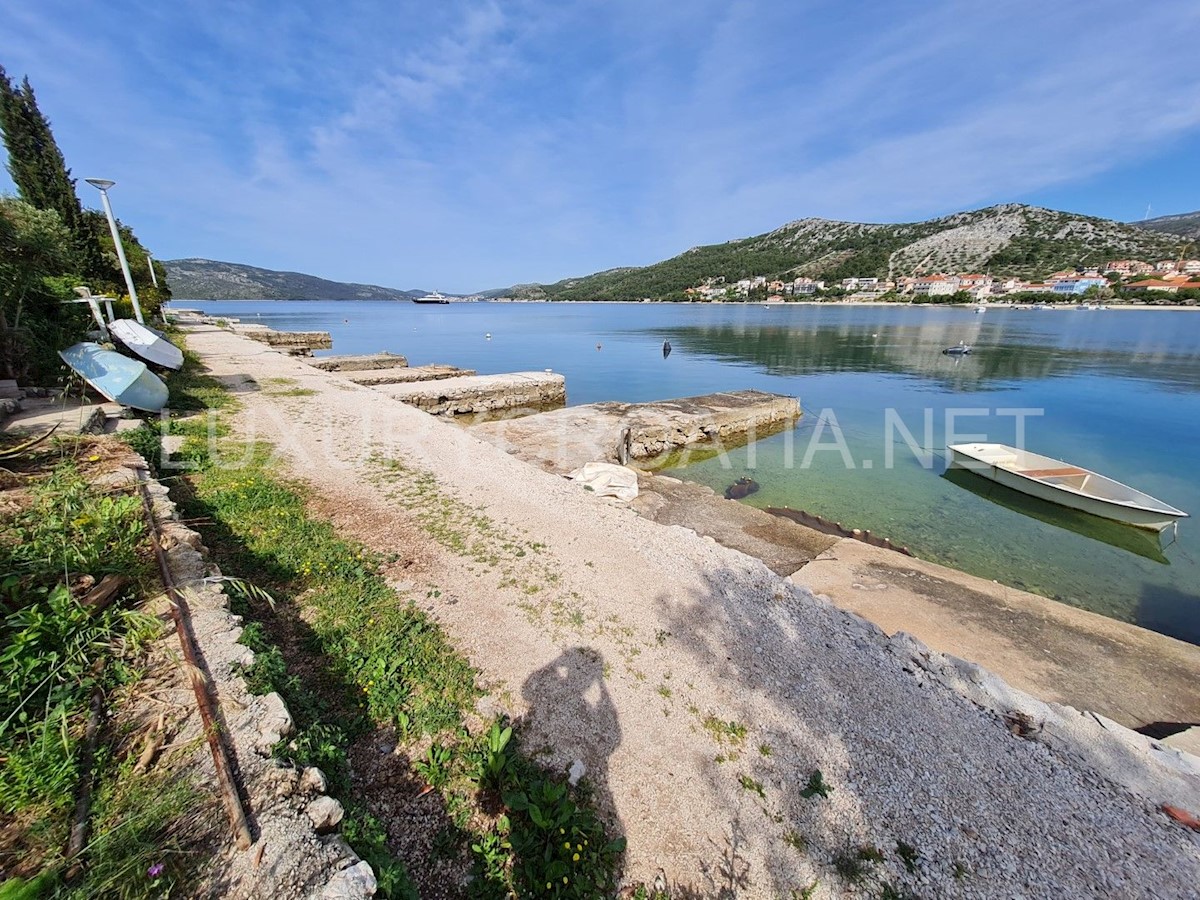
[59,342,169,412]
[948,442,1188,532]
[109,319,184,370]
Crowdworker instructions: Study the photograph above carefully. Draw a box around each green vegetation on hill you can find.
[1134,210,1200,241]
[508,204,1182,302]
[162,258,427,301]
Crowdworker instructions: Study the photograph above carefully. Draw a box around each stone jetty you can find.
[471,389,799,472]
[308,352,409,372]
[233,324,332,355]
[372,371,566,416]
[343,365,475,386]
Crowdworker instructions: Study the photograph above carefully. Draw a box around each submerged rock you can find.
[724,476,760,500]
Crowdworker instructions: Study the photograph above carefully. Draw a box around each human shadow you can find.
[520,646,623,833]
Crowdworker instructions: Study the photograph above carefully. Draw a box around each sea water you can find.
[180,300,1200,644]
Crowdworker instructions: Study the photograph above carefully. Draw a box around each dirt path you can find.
[182,323,1200,899]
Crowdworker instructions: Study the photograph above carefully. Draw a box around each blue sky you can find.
[2,0,1199,293]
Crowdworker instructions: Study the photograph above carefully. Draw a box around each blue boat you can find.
[59,342,169,412]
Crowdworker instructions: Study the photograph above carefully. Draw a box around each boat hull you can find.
[59,342,169,412]
[109,319,184,370]
[948,443,1187,532]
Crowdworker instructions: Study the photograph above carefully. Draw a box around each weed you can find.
[783,830,807,851]
[415,742,454,790]
[793,881,819,900]
[952,861,970,880]
[479,720,513,790]
[657,684,672,699]
[895,839,920,873]
[799,770,831,800]
[738,775,765,799]
[758,743,772,757]
[879,884,918,900]
[341,806,419,900]
[701,715,747,746]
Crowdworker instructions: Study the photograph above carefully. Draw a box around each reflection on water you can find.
[183,300,1200,645]
[940,467,1171,565]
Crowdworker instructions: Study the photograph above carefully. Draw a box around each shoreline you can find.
[173,317,1200,897]
[172,298,1200,310]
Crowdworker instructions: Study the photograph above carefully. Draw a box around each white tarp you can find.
[566,462,639,502]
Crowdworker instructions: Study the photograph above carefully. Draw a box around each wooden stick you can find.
[135,470,253,851]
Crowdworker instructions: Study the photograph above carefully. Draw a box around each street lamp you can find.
[85,177,144,324]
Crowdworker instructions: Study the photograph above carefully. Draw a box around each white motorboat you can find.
[109,318,184,370]
[948,443,1188,532]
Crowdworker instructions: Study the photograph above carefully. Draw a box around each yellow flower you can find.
[563,841,571,849]
[563,876,569,884]
[572,853,580,861]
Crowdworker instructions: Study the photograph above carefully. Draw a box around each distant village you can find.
[684,256,1200,303]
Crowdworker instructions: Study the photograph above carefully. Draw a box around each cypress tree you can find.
[0,65,104,279]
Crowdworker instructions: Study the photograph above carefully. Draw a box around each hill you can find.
[161,258,428,301]
[506,204,1182,302]
[1134,211,1200,241]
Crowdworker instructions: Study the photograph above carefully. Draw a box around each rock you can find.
[568,759,586,786]
[306,796,345,833]
[301,766,328,794]
[724,477,760,500]
[320,860,377,898]
[256,692,294,753]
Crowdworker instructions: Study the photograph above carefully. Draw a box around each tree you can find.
[0,197,89,380]
[0,65,104,279]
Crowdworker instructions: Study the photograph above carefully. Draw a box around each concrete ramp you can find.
[472,389,799,473]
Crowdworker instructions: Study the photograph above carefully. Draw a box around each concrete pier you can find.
[345,365,475,386]
[233,324,332,355]
[373,371,566,416]
[471,389,800,472]
[309,352,409,372]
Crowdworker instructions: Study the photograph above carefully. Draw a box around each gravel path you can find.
[184,324,1200,899]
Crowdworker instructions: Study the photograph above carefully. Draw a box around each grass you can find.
[0,442,210,897]
[135,352,628,898]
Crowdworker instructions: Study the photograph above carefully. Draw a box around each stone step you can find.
[346,365,474,386]
[373,371,566,417]
[309,352,409,372]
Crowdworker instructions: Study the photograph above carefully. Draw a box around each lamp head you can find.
[85,178,116,191]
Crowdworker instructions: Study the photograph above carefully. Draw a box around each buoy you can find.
[485,333,492,340]
[596,343,602,350]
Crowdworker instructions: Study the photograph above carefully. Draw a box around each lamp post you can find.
[85,178,144,324]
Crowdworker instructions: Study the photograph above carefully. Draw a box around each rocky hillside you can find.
[511,204,1182,302]
[1134,210,1200,241]
[162,258,427,301]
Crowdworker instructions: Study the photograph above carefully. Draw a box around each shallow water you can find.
[181,300,1200,644]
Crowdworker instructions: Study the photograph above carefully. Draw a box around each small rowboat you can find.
[59,342,169,412]
[110,319,184,370]
[948,443,1188,532]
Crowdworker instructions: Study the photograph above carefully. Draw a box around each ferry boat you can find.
[412,291,450,304]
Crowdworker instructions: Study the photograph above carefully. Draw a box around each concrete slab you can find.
[792,538,1200,728]
[345,365,474,386]
[472,390,799,473]
[373,371,565,417]
[631,474,838,575]
[309,352,409,372]
[233,325,332,355]
[2,397,118,436]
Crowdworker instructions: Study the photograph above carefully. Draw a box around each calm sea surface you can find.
[180,300,1200,645]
